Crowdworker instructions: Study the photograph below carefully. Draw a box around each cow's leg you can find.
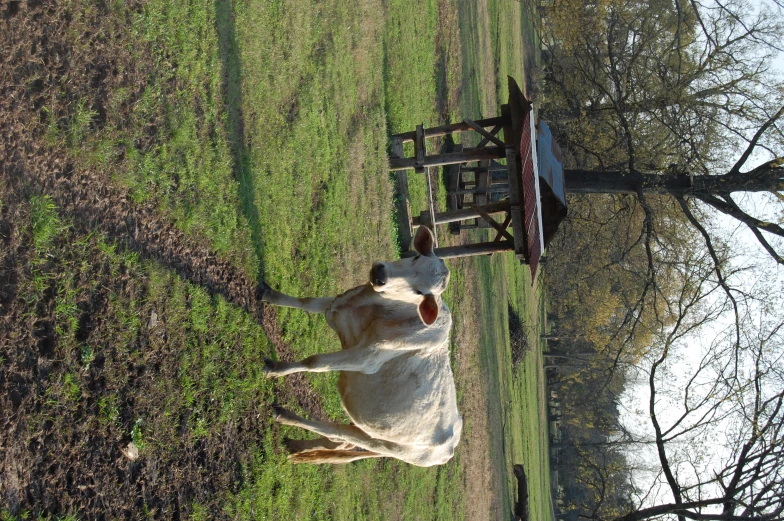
[273,407,409,461]
[284,436,355,453]
[287,448,384,464]
[282,437,387,464]
[264,346,396,377]
[259,284,334,314]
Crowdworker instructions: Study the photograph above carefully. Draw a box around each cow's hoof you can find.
[257,282,271,303]
[263,358,277,377]
[282,437,306,453]
[272,405,296,425]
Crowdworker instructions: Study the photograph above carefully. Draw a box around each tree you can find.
[610,258,784,521]
[543,0,784,374]
[541,0,784,519]
[543,0,784,263]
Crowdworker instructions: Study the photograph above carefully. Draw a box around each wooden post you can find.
[504,143,526,259]
[414,124,425,173]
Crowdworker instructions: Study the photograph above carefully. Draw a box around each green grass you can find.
[384,0,439,134]
[473,252,552,520]
[231,0,397,420]
[487,0,530,103]
[14,0,550,518]
[383,0,440,217]
[29,194,62,252]
[47,0,259,279]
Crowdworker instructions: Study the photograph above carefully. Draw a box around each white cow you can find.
[261,226,462,467]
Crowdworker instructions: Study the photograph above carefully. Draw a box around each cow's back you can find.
[337,345,461,458]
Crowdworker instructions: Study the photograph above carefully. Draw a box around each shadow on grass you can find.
[214,0,265,279]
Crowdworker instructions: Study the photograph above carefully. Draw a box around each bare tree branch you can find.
[730,105,784,176]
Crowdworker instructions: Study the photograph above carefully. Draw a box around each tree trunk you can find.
[544,364,587,369]
[612,498,729,521]
[564,168,783,195]
[543,350,594,360]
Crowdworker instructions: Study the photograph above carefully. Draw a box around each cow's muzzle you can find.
[371,263,388,288]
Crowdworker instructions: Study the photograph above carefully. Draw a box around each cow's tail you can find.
[288,449,383,464]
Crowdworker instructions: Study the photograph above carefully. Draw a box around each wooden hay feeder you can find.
[389,77,567,281]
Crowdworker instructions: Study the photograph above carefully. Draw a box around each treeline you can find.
[543,205,643,520]
[537,0,784,520]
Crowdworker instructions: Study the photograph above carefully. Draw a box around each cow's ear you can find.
[413,226,435,256]
[418,294,439,326]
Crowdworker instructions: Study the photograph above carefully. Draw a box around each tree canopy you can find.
[540,0,784,519]
[544,0,783,265]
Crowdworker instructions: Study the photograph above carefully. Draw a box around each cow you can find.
[260,225,462,467]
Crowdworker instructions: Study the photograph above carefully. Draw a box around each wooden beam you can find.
[464,119,505,148]
[501,103,516,147]
[434,240,515,258]
[474,206,514,242]
[446,156,462,213]
[413,200,511,226]
[475,125,504,149]
[390,146,506,171]
[505,145,527,258]
[454,186,509,195]
[494,214,513,242]
[391,116,507,143]
[414,124,425,174]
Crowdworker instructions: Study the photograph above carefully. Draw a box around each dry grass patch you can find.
[474,0,498,112]
[351,0,384,108]
[451,258,495,521]
[436,0,466,119]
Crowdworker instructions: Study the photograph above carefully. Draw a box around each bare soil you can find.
[0,1,324,517]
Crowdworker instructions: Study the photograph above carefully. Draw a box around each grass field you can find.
[0,0,550,519]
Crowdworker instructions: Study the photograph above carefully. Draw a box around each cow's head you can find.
[370,226,450,326]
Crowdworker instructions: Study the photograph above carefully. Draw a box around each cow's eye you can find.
[415,290,423,295]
